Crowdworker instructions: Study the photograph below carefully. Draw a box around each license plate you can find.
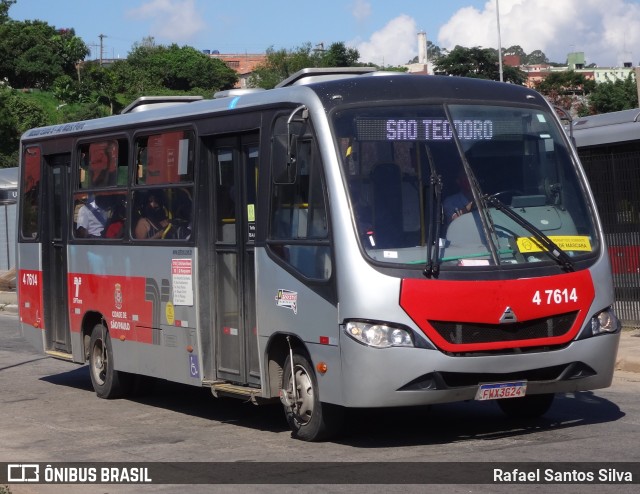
[475,381,527,401]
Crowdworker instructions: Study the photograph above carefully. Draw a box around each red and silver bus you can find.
[17,69,620,441]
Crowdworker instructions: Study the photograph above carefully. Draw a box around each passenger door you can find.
[42,154,72,354]
[212,133,260,386]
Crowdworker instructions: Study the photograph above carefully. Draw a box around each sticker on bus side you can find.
[275,289,298,314]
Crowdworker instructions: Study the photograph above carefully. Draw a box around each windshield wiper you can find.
[485,194,575,272]
[444,106,501,267]
[424,171,443,278]
[423,145,443,278]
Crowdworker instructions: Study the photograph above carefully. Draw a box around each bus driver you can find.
[443,170,474,226]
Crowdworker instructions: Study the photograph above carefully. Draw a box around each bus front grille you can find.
[428,311,578,347]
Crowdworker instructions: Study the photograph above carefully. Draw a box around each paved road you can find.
[1,313,639,494]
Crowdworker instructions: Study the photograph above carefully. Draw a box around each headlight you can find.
[591,307,620,335]
[344,321,414,348]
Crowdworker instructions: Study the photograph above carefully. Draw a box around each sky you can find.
[9,0,640,68]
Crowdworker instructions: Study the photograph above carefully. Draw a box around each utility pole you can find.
[496,0,504,82]
[99,34,107,66]
[313,42,325,67]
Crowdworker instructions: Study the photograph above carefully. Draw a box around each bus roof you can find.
[21,69,549,144]
[573,108,640,148]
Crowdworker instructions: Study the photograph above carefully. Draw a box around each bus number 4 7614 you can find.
[22,273,38,286]
[532,288,578,305]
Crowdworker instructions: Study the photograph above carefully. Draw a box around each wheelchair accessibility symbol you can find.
[189,354,200,378]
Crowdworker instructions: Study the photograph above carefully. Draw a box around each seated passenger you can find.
[135,192,173,239]
[76,196,107,238]
[104,200,126,239]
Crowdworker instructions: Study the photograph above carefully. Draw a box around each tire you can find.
[88,324,133,399]
[497,393,555,419]
[281,352,344,441]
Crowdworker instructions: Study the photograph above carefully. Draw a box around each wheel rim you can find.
[91,338,107,386]
[289,364,314,425]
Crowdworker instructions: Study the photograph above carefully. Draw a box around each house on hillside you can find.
[207,52,267,88]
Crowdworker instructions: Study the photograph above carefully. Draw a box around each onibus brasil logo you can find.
[275,289,297,314]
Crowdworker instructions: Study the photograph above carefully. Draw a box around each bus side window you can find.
[21,147,41,240]
[74,139,128,240]
[215,148,236,243]
[132,188,193,240]
[136,131,194,185]
[132,131,195,241]
[78,140,127,189]
[269,132,332,281]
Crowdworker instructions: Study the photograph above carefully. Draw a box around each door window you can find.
[269,116,332,280]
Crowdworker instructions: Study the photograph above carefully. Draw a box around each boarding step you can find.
[45,349,74,362]
[205,381,275,405]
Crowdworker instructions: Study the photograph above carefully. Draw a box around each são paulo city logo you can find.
[114,283,123,310]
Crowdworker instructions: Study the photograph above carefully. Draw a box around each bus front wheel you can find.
[88,324,131,399]
[281,353,343,441]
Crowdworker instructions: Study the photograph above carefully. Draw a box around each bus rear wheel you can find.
[497,393,555,419]
[88,324,132,399]
[281,353,343,441]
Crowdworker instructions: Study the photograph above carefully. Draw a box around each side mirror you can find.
[272,106,308,185]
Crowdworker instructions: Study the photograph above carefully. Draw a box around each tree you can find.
[81,62,119,113]
[53,28,89,81]
[0,0,15,24]
[111,42,237,97]
[428,41,443,61]
[249,42,362,89]
[434,45,499,80]
[408,41,443,64]
[0,86,49,167]
[535,70,595,114]
[504,45,526,59]
[588,74,639,114]
[52,74,83,104]
[0,20,89,88]
[322,42,359,67]
[0,88,17,167]
[249,43,318,89]
[433,45,526,84]
[536,71,595,95]
[525,50,549,65]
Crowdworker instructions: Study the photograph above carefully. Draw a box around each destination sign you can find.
[356,118,494,142]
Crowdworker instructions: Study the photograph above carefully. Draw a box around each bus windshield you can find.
[333,103,599,269]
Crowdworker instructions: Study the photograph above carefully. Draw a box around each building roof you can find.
[210,53,267,76]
